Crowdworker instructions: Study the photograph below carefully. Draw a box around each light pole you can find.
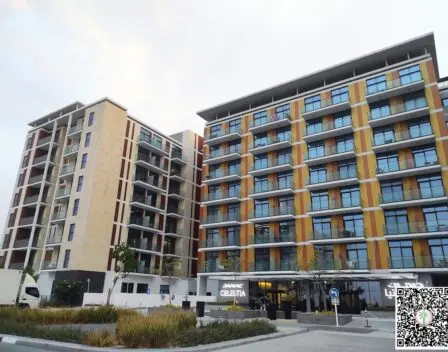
[87,278,90,293]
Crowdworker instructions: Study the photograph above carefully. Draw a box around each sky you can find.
[0,0,447,235]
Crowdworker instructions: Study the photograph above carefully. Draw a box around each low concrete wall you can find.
[209,310,267,319]
[297,312,352,326]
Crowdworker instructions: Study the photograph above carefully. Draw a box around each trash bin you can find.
[196,301,205,317]
[267,303,277,320]
[182,301,191,310]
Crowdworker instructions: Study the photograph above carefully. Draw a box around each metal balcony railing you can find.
[366,74,423,96]
[252,206,295,219]
[18,216,35,226]
[249,135,292,149]
[302,95,350,114]
[250,180,293,194]
[303,120,352,136]
[206,145,241,160]
[251,231,295,244]
[202,213,241,224]
[376,157,440,174]
[248,113,291,129]
[205,168,241,180]
[309,198,361,212]
[384,221,448,236]
[380,186,445,204]
[309,227,364,241]
[200,237,241,248]
[14,239,30,248]
[129,216,159,230]
[204,190,241,201]
[307,170,358,185]
[369,99,428,121]
[305,144,355,160]
[205,126,242,140]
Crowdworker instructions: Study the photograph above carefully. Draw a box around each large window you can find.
[208,184,219,198]
[313,217,331,239]
[366,75,386,95]
[341,186,360,207]
[210,125,221,138]
[84,132,91,147]
[121,282,134,293]
[338,160,357,179]
[227,204,240,220]
[276,127,291,142]
[384,209,409,235]
[347,243,368,269]
[275,104,290,119]
[68,224,75,241]
[254,132,268,147]
[88,112,95,126]
[334,111,352,128]
[227,227,240,246]
[408,119,431,139]
[277,149,291,165]
[423,206,448,232]
[228,161,241,175]
[377,153,399,173]
[315,245,334,269]
[76,176,84,192]
[429,238,448,267]
[380,180,404,203]
[412,146,437,167]
[336,135,354,153]
[308,142,324,158]
[255,199,269,218]
[254,176,269,193]
[311,191,329,211]
[277,171,293,189]
[63,249,71,268]
[254,154,268,170]
[417,175,444,198]
[278,195,294,213]
[331,86,349,104]
[229,119,241,133]
[279,220,294,240]
[373,128,394,145]
[309,167,327,184]
[228,181,240,197]
[253,111,268,126]
[255,248,270,270]
[404,93,427,111]
[81,153,88,169]
[389,240,414,269]
[137,283,149,294]
[228,141,240,153]
[343,214,364,237]
[370,101,391,120]
[304,95,321,112]
[399,64,422,85]
[207,228,219,246]
[306,120,323,135]
[73,199,80,216]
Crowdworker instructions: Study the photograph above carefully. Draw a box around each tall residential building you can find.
[1,98,202,298]
[197,33,448,311]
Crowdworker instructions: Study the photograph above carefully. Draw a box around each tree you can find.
[303,253,332,312]
[219,252,243,306]
[156,256,181,305]
[107,243,138,305]
[54,280,84,306]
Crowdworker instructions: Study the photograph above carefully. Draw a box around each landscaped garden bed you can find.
[297,312,352,326]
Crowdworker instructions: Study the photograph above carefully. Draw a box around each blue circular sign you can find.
[329,288,339,298]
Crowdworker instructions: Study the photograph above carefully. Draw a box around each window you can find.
[398,64,422,85]
[254,176,268,193]
[73,199,80,216]
[255,223,270,238]
[369,101,391,120]
[68,224,75,241]
[275,104,290,119]
[229,119,241,133]
[81,154,88,169]
[208,184,219,198]
[315,244,334,269]
[26,136,34,149]
[278,195,294,213]
[334,111,351,128]
[343,214,364,237]
[22,155,29,168]
[308,142,324,159]
[408,119,431,139]
[309,167,327,184]
[340,186,360,207]
[253,111,268,126]
[227,226,240,246]
[277,171,293,189]
[210,125,221,138]
[381,180,404,203]
[208,206,218,218]
[279,220,294,239]
[313,217,331,239]
[373,128,394,146]
[277,149,291,165]
[412,146,437,167]
[210,145,220,158]
[228,141,240,153]
[276,127,291,142]
[347,243,368,269]
[442,98,448,107]
[336,135,354,153]
[84,132,91,147]
[227,204,240,220]
[13,193,20,207]
[25,287,40,298]
[417,175,444,199]
[404,93,427,111]
[254,154,268,170]
[228,161,240,175]
[159,284,170,294]
[88,112,95,126]
[384,209,409,235]
[63,249,71,268]
[423,206,448,232]
[428,238,448,267]
[311,191,329,211]
[137,283,148,294]
[121,282,134,293]
[255,248,270,270]
[331,86,349,104]
[389,240,414,268]
[207,228,220,246]
[255,199,269,218]
[338,160,357,179]
[377,153,399,173]
[254,132,268,147]
[366,75,386,95]
[227,181,240,197]
[280,246,296,263]
[304,95,321,112]
[76,176,84,192]
[306,120,323,135]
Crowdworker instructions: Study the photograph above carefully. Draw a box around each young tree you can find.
[303,253,331,312]
[157,256,181,305]
[219,252,243,306]
[107,243,138,305]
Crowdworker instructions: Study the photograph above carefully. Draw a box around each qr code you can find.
[396,287,448,349]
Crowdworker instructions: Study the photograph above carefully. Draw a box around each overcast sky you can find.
[0,0,447,236]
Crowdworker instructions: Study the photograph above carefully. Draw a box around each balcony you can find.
[199,238,241,251]
[163,247,186,258]
[18,216,37,227]
[308,228,365,244]
[8,262,25,270]
[168,188,185,200]
[128,239,161,254]
[36,136,52,148]
[67,124,83,136]
[249,181,294,199]
[51,212,67,223]
[376,158,441,180]
[250,206,295,223]
[308,199,362,217]
[248,260,298,272]
[13,238,31,248]
[28,174,45,185]
[170,170,186,182]
[304,145,356,166]
[46,233,63,245]
[41,261,58,270]
[164,227,184,238]
[202,190,241,206]
[306,170,359,191]
[310,259,369,271]
[204,146,241,165]
[388,256,448,270]
[128,216,162,233]
[63,144,80,157]
[248,114,292,134]
[136,153,168,174]
[23,194,42,206]
[303,121,353,143]
[138,134,169,156]
[379,187,447,209]
[133,174,165,193]
[301,97,351,120]
[368,102,429,129]
[166,206,183,219]
[201,213,241,229]
[32,154,53,167]
[249,232,296,248]
[200,261,228,273]
[384,222,448,240]
[205,126,242,146]
[55,187,71,200]
[372,129,434,153]
[203,168,241,185]
[59,164,76,178]
[248,157,293,177]
[365,77,425,104]
[248,136,292,155]
[130,194,165,213]
[171,151,187,166]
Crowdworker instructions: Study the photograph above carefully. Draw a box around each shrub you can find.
[84,330,116,347]
[116,310,196,348]
[175,320,277,347]
[225,304,245,311]
[53,280,84,306]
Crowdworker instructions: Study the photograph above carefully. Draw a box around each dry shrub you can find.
[84,329,116,347]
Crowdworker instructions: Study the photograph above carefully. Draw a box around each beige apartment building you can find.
[0,98,203,299]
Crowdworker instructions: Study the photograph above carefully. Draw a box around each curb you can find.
[0,329,309,352]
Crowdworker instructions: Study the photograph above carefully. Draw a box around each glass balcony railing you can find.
[134,174,163,189]
[51,212,67,221]
[376,157,440,175]
[307,170,358,185]
[205,126,242,140]
[309,198,361,212]
[313,258,370,270]
[250,180,293,194]
[129,216,160,230]
[373,127,432,147]
[305,144,355,160]
[251,231,295,244]
[171,151,186,162]
[366,74,423,96]
[128,239,161,252]
[303,120,352,137]
[204,190,241,202]
[369,99,428,121]
[138,134,169,153]
[64,144,79,155]
[252,206,294,219]
[33,154,52,165]
[18,216,35,226]
[42,261,58,270]
[136,153,168,171]
[248,113,291,129]
[165,226,183,236]
[384,221,448,236]
[249,135,292,149]
[37,136,52,146]
[206,145,241,160]
[309,227,364,241]
[250,156,293,172]
[388,255,448,269]
[132,194,163,210]
[14,239,30,248]
[68,125,82,135]
[248,259,297,272]
[380,186,445,204]
[200,261,225,273]
[60,164,75,176]
[23,194,41,205]
[200,237,241,248]
[46,233,63,245]
[55,188,71,198]
[302,95,350,114]
[202,213,241,224]
[205,168,241,180]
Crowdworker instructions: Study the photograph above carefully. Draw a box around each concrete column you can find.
[304,280,311,312]
[197,275,207,296]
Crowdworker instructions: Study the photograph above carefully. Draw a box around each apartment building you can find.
[197,33,448,311]
[0,98,202,299]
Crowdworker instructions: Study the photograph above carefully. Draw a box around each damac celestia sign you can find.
[218,281,249,303]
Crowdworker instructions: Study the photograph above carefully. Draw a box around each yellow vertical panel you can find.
[377,239,390,269]
[385,71,393,82]
[436,139,448,166]
[367,241,377,268]
[298,98,305,119]
[442,170,448,193]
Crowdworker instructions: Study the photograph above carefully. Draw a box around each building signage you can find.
[217,281,249,303]
[384,282,425,300]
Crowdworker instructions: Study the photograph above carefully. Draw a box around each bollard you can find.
[364,309,371,328]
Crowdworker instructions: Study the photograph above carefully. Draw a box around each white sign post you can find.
[329,288,340,327]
